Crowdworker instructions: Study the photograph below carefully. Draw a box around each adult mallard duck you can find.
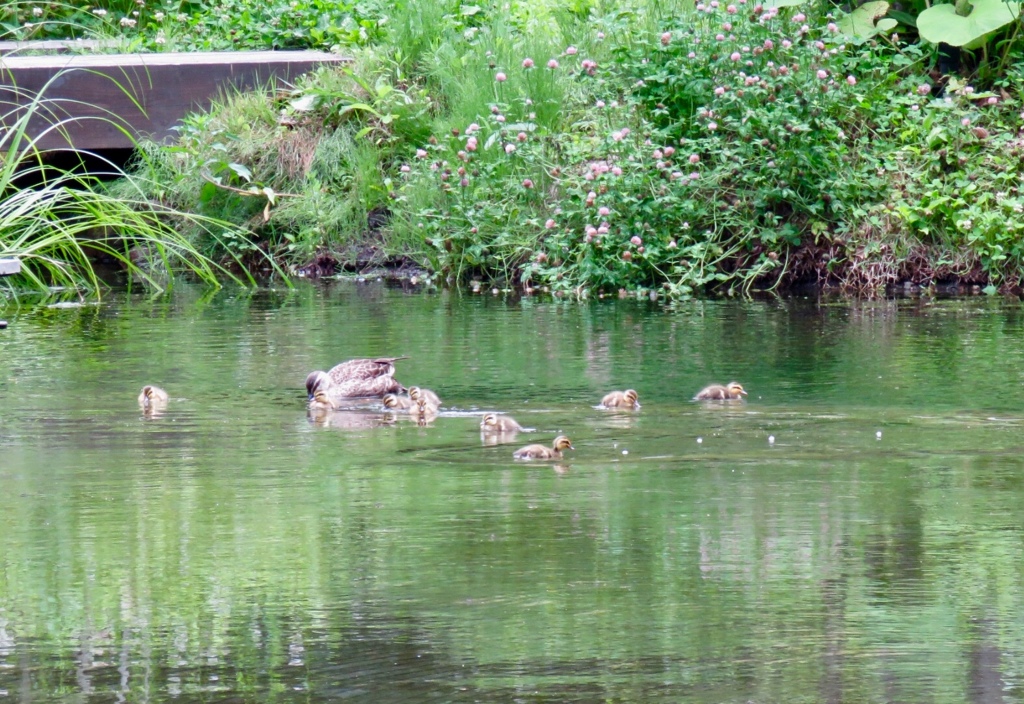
[513,435,574,460]
[408,386,441,407]
[693,381,747,401]
[305,356,406,400]
[600,389,640,409]
[382,393,414,411]
[138,385,169,410]
[480,412,523,433]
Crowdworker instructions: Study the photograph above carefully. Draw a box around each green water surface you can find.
[2,285,1024,703]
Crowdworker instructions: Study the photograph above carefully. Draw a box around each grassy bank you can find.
[15,0,1024,297]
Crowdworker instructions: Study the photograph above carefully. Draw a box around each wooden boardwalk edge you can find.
[0,50,349,150]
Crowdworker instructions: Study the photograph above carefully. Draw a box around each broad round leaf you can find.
[838,1,894,42]
[918,0,1021,47]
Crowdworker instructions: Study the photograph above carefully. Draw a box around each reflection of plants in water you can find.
[0,72,265,296]
[3,293,1024,700]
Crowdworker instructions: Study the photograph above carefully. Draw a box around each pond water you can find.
[3,284,1024,703]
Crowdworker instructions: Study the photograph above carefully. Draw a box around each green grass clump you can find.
[0,75,261,296]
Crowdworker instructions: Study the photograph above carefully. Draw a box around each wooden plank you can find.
[0,258,21,276]
[0,39,105,55]
[0,50,348,150]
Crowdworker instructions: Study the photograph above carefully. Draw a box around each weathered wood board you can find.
[0,51,347,150]
[0,258,21,276]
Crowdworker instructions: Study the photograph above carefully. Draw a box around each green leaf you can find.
[338,102,382,118]
[888,8,919,26]
[290,94,317,112]
[838,1,894,42]
[228,162,252,181]
[199,181,219,204]
[918,0,1021,47]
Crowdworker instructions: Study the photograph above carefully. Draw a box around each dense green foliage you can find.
[7,0,1024,296]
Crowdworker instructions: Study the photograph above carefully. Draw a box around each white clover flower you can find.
[32,7,43,16]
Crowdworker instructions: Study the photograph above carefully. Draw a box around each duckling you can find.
[138,385,169,410]
[305,356,406,400]
[600,389,640,409]
[382,393,414,411]
[413,396,439,415]
[408,386,441,407]
[412,397,439,425]
[513,435,574,460]
[480,412,523,433]
[693,381,747,401]
[307,387,337,411]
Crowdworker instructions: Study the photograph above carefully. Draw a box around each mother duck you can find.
[306,356,406,401]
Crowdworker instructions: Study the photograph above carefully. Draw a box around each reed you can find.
[0,70,265,295]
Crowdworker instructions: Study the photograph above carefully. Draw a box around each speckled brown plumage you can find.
[513,436,574,460]
[601,389,640,409]
[693,381,747,401]
[481,413,523,433]
[305,356,406,400]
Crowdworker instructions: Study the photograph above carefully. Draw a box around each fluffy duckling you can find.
[601,389,640,409]
[693,381,747,401]
[305,356,405,400]
[307,387,337,411]
[408,386,441,407]
[412,397,439,425]
[480,412,523,433]
[138,385,169,410]
[513,435,574,460]
[382,393,414,411]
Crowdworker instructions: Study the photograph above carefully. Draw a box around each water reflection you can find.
[2,287,1024,702]
[307,408,397,429]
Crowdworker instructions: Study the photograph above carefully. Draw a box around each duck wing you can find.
[513,444,551,459]
[693,385,726,401]
[327,356,407,383]
[331,374,404,399]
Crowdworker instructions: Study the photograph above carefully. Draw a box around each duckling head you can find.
[382,393,402,409]
[305,371,330,400]
[408,386,423,401]
[554,436,574,452]
[308,387,335,411]
[624,389,639,406]
[481,412,499,429]
[727,382,747,398]
[139,385,167,408]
